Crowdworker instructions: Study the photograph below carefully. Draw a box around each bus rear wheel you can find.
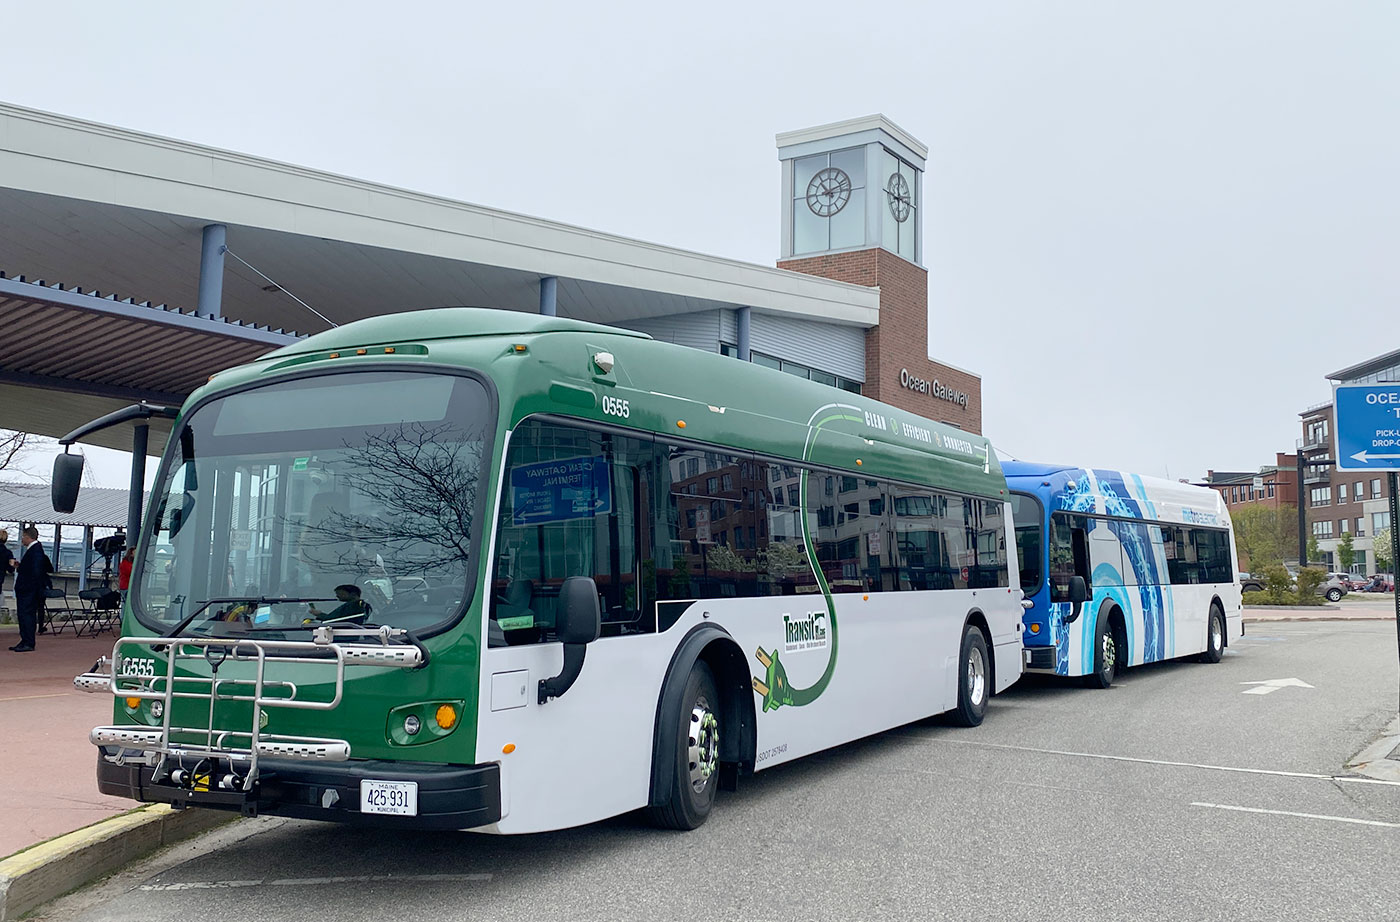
[950,624,990,727]
[1082,610,1118,689]
[648,660,721,830]
[1199,604,1225,664]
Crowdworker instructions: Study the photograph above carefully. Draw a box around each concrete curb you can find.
[1243,613,1393,622]
[0,805,233,921]
[1346,715,1400,783]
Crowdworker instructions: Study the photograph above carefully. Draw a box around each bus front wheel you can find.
[648,660,721,830]
[1082,610,1118,689]
[1199,604,1225,664]
[950,624,990,727]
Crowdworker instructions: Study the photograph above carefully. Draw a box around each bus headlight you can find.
[150,700,165,719]
[386,701,465,746]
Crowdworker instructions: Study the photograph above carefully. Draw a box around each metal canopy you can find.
[0,482,147,528]
[0,103,880,330]
[0,273,297,452]
[0,100,880,460]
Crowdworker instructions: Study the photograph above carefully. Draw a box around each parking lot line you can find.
[1191,802,1400,829]
[140,872,493,891]
[928,738,1400,786]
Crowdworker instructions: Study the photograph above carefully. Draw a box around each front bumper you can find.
[97,753,501,830]
[1022,645,1056,670]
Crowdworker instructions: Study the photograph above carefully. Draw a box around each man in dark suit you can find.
[11,525,52,652]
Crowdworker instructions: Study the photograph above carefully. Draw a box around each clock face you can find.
[886,172,912,223]
[806,167,852,217]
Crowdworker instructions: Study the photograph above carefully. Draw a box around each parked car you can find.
[1238,569,1348,600]
[1359,574,1395,592]
[1320,573,1349,602]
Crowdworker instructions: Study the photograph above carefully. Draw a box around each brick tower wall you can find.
[778,249,982,434]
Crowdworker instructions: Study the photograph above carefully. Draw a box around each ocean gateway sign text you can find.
[900,368,969,411]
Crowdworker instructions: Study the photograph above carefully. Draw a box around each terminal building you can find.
[0,104,982,469]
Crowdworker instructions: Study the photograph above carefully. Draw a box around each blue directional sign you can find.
[510,455,612,525]
[1334,383,1400,471]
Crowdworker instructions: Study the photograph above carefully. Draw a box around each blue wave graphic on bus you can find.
[1047,476,1096,675]
[1094,470,1168,663]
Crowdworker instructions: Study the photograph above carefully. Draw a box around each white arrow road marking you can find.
[1240,677,1315,695]
[1350,450,1400,464]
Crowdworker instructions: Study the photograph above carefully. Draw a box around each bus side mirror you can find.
[539,576,601,704]
[556,576,602,645]
[52,453,85,514]
[1065,575,1089,623]
[1069,576,1089,604]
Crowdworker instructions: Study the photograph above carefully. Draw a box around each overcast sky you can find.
[5,1,1397,487]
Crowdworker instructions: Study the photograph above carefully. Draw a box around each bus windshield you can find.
[133,371,493,636]
[1008,492,1043,594]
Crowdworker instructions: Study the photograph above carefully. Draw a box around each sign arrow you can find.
[1240,678,1314,696]
[1350,450,1400,464]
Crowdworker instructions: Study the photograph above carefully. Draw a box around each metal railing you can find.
[75,625,422,794]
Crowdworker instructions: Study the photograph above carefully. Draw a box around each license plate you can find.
[360,780,418,816]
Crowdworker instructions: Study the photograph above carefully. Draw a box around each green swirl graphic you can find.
[752,407,862,712]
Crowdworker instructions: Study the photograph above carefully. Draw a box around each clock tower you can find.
[776,115,981,433]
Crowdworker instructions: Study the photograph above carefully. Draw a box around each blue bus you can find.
[1004,462,1243,687]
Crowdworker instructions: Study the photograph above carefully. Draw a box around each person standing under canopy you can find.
[0,529,14,621]
[11,526,53,652]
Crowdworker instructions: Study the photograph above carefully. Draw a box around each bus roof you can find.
[1002,460,1229,528]
[265,309,652,355]
[206,308,1006,500]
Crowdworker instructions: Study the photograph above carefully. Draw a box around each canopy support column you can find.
[736,306,751,362]
[198,224,227,319]
[539,276,557,316]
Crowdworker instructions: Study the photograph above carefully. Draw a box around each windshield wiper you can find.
[162,597,336,637]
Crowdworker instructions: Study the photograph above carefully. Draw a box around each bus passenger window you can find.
[1008,493,1043,594]
[489,420,659,646]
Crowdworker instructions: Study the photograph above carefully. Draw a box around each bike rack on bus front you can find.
[75,627,422,796]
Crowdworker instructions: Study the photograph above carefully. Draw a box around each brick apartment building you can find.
[1201,453,1298,511]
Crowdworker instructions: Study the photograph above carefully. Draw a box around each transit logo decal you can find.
[751,404,852,713]
[783,611,828,653]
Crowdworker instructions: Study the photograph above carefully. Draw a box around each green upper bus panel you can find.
[202,308,1004,499]
[262,309,651,358]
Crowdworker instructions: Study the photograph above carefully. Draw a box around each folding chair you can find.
[42,587,75,635]
[62,588,106,636]
[86,589,122,636]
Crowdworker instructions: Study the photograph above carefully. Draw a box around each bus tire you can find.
[1082,608,1118,689]
[647,660,721,830]
[1199,604,1225,664]
[950,623,990,727]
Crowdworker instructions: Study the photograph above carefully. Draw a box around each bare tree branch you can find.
[295,422,481,580]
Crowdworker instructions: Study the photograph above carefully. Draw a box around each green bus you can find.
[70,308,1024,833]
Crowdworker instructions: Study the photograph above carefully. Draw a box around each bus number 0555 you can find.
[601,395,630,418]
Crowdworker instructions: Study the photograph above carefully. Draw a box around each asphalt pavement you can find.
[32,620,1400,922]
